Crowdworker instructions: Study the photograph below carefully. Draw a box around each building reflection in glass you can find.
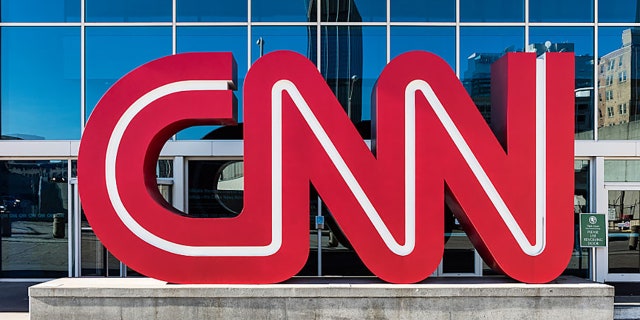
[0,160,68,277]
[308,0,363,124]
[463,40,594,138]
[463,52,505,123]
[528,41,595,139]
[460,27,523,125]
[598,28,640,139]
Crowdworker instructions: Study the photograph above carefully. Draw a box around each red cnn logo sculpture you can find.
[78,51,574,284]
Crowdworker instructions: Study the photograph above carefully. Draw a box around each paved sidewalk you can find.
[0,312,29,319]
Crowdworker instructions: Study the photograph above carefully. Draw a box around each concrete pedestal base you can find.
[30,276,613,320]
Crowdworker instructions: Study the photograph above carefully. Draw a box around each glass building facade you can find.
[0,0,639,282]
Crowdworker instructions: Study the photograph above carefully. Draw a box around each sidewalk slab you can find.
[0,313,29,320]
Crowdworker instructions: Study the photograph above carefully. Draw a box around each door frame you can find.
[435,249,483,277]
[69,177,79,277]
[69,177,174,278]
[602,182,640,282]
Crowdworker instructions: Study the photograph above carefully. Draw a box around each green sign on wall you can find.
[580,213,607,247]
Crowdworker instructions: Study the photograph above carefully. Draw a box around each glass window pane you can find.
[85,27,172,122]
[0,160,69,277]
[529,0,593,22]
[176,27,247,139]
[443,208,477,274]
[79,219,120,276]
[252,0,313,22]
[460,27,524,123]
[320,0,386,22]
[391,0,454,22]
[599,27,630,57]
[597,27,640,140]
[318,26,385,123]
[157,159,173,178]
[86,0,171,22]
[608,189,640,274]
[599,0,640,23]
[71,160,77,177]
[158,184,172,204]
[177,0,247,22]
[574,160,591,213]
[2,27,80,140]
[529,27,595,140]
[1,0,79,22]
[460,0,523,22]
[391,27,455,72]
[252,26,316,64]
[188,160,243,218]
[81,207,107,277]
[563,160,590,278]
[605,160,640,182]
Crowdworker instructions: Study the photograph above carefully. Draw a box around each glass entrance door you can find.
[607,189,640,277]
[436,208,482,276]
[69,178,120,277]
[70,175,174,277]
[440,230,482,276]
